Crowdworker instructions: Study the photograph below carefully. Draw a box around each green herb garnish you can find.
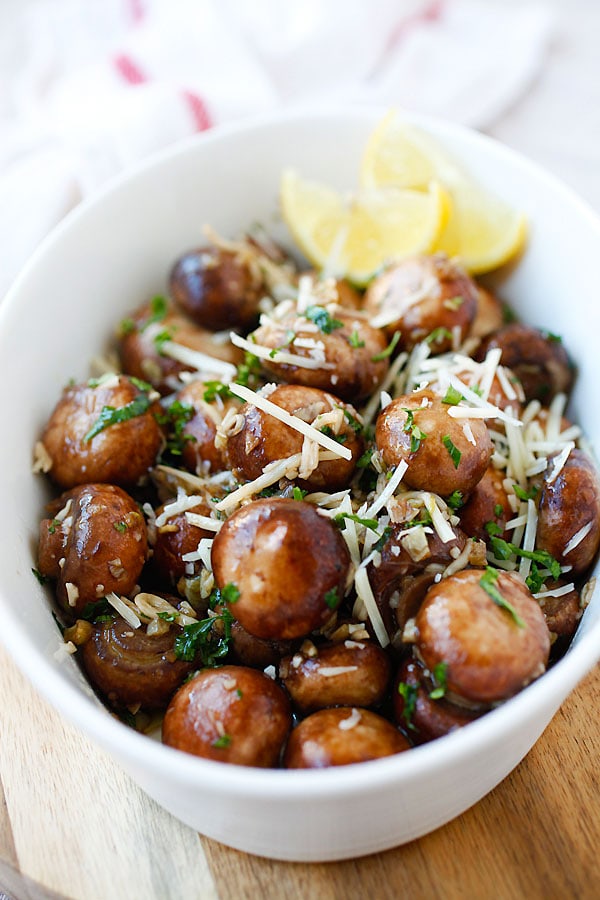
[442,385,464,406]
[157,611,179,623]
[113,521,128,533]
[446,490,464,510]
[324,588,340,610]
[155,399,195,457]
[221,583,240,604]
[235,351,261,388]
[143,295,168,328]
[428,662,449,700]
[479,567,525,627]
[512,484,539,502]
[320,425,347,444]
[348,329,365,348]
[442,435,461,468]
[32,567,49,586]
[357,448,374,468]
[173,608,234,664]
[401,408,427,453]
[79,598,116,624]
[372,330,400,362]
[333,512,380,532]
[373,525,393,553]
[525,563,544,594]
[212,734,232,749]
[426,327,453,345]
[305,305,343,334]
[203,381,233,403]
[397,682,418,730]
[292,487,307,501]
[84,394,152,442]
[443,295,464,310]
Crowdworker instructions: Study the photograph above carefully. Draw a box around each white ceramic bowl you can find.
[1,108,600,863]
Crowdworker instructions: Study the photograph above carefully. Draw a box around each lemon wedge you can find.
[280,168,450,286]
[360,111,527,274]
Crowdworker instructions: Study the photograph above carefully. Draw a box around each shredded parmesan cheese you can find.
[228,382,352,460]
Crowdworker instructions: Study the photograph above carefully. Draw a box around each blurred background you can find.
[0,0,598,298]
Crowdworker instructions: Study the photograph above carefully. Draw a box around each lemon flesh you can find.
[360,112,527,274]
[280,168,449,286]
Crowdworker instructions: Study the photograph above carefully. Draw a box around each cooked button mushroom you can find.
[38,483,148,615]
[226,384,364,491]
[279,640,391,713]
[364,253,479,352]
[162,665,292,766]
[81,613,194,711]
[118,299,241,395]
[211,497,351,640]
[375,389,493,496]
[169,245,265,332]
[251,307,389,402]
[536,449,600,576]
[476,323,574,404]
[41,375,162,489]
[415,568,551,705]
[284,707,410,768]
[394,657,481,743]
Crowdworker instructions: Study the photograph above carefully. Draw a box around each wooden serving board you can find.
[0,643,599,899]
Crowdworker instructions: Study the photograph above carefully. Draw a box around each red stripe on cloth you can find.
[127,0,146,24]
[181,90,212,132]
[113,53,147,85]
[387,0,445,50]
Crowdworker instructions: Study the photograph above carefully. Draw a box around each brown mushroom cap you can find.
[415,569,550,704]
[211,497,350,640]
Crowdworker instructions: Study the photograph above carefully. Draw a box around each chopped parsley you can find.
[32,567,49,586]
[402,408,427,453]
[525,563,544,594]
[373,525,393,553]
[79,598,116,624]
[324,588,340,610]
[397,682,418,730]
[443,295,464,310]
[221,583,240,604]
[442,385,464,406]
[442,435,461,468]
[269,329,296,358]
[487,535,561,579]
[428,661,449,700]
[340,406,364,435]
[173,607,234,665]
[292,486,307,501]
[157,611,179,623]
[305,305,343,334]
[543,330,562,343]
[152,328,174,355]
[512,484,539,502]
[235,351,261,389]
[212,734,232,749]
[84,393,152,442]
[372,330,400,362]
[143,295,168,328]
[426,327,453,345]
[203,381,232,403]
[155,400,195,458]
[47,518,60,535]
[320,425,347,444]
[333,512,380,532]
[348,329,365,348]
[494,503,505,518]
[113,521,128,533]
[357,447,374,468]
[119,317,136,336]
[479,567,525,628]
[446,490,464,510]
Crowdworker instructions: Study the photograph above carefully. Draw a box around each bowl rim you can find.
[2,104,600,800]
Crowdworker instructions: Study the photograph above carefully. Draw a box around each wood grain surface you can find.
[1,2,600,898]
[1,642,599,900]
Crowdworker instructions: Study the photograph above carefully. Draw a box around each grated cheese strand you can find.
[230,332,334,371]
[364,460,408,519]
[564,521,593,556]
[160,340,237,380]
[228,383,352,460]
[354,568,390,648]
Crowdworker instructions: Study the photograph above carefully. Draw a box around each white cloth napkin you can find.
[0,0,553,299]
